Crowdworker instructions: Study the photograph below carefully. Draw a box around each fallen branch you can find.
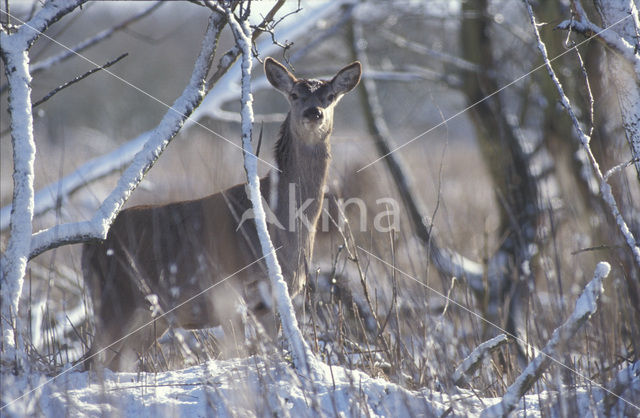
[453,334,509,387]
[481,262,611,417]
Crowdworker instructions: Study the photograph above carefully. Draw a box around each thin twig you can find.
[0,2,161,94]
[32,53,128,108]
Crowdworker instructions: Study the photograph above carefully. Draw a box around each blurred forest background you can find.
[1,0,639,413]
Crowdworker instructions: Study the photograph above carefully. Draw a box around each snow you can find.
[1,357,437,417]
[1,35,36,366]
[3,353,637,417]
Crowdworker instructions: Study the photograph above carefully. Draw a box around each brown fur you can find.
[82,57,361,370]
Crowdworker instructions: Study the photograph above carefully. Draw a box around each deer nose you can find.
[303,107,323,121]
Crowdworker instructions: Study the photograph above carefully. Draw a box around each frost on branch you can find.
[525,0,640,269]
[453,334,508,387]
[482,262,611,417]
[556,0,640,180]
[27,12,225,259]
[0,44,34,370]
[223,5,315,377]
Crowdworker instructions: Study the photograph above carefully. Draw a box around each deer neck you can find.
[270,113,332,294]
[274,113,331,209]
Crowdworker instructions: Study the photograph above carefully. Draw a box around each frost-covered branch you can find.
[0,0,88,371]
[556,2,640,76]
[0,0,88,50]
[525,0,640,269]
[482,262,611,417]
[557,0,640,180]
[0,132,148,232]
[28,11,226,259]
[224,4,315,377]
[453,334,508,387]
[1,37,36,371]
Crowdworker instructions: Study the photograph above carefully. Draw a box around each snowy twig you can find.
[557,0,640,179]
[224,4,315,377]
[482,262,611,417]
[555,8,640,77]
[203,0,287,90]
[453,334,508,387]
[27,11,226,259]
[525,0,640,269]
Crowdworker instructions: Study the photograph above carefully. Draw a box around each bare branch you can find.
[30,3,158,77]
[349,17,487,293]
[379,28,479,73]
[2,0,144,94]
[32,52,127,108]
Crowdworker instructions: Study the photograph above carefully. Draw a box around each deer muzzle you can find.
[303,107,323,121]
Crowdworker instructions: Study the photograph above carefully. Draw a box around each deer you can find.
[81,57,362,370]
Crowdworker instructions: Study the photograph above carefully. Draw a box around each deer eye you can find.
[327,94,335,102]
[290,93,298,100]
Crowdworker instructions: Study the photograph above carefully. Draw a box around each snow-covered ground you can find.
[0,356,511,417]
[2,354,638,417]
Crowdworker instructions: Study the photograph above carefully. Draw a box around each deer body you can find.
[82,58,361,370]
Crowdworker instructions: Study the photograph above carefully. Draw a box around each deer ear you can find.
[265,57,296,94]
[331,61,362,94]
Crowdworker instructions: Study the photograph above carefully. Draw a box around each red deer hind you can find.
[81,57,362,370]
